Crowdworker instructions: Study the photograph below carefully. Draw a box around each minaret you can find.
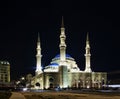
[85,32,92,72]
[59,17,68,88]
[59,16,66,65]
[35,33,42,75]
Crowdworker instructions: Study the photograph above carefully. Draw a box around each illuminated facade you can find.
[0,61,10,83]
[31,18,107,89]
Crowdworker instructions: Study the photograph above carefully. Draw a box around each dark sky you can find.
[0,0,120,80]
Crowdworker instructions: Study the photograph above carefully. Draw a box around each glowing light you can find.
[23,88,28,91]
[103,85,120,88]
[21,77,25,80]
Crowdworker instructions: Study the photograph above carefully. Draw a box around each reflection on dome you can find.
[52,54,74,62]
[49,63,59,67]
[55,54,72,58]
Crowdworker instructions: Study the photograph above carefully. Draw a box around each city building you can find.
[31,18,107,89]
[0,61,10,83]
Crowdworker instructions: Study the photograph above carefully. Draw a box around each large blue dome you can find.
[55,54,72,58]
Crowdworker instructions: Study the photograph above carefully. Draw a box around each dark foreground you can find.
[0,91,12,99]
[1,90,120,99]
[21,90,120,99]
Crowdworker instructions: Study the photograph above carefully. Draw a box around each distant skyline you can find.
[0,0,120,80]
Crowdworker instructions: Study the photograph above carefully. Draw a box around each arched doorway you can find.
[78,79,82,89]
[49,83,54,88]
[85,77,91,89]
[49,78,54,89]
[94,79,99,89]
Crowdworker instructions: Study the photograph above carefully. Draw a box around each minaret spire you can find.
[59,16,66,65]
[38,32,40,42]
[85,32,92,72]
[61,16,64,28]
[86,32,89,42]
[35,32,42,75]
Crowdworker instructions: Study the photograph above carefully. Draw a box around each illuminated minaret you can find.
[36,33,42,75]
[85,32,92,72]
[59,17,66,65]
[59,17,68,88]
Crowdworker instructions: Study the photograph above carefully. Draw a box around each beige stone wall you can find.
[31,71,107,89]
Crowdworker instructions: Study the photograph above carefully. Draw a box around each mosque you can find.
[31,18,107,89]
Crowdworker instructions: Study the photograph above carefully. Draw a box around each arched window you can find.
[35,82,40,87]
[49,78,54,82]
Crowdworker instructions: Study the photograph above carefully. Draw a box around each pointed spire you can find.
[37,32,41,48]
[61,16,64,28]
[86,32,89,42]
[86,32,90,47]
[38,32,40,42]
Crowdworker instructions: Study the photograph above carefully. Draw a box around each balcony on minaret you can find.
[60,35,66,38]
[60,44,66,48]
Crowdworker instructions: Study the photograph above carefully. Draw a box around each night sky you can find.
[1,0,120,80]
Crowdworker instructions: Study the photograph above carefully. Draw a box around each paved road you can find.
[10,92,26,99]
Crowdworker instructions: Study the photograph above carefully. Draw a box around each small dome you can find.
[55,54,72,58]
[49,63,59,67]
